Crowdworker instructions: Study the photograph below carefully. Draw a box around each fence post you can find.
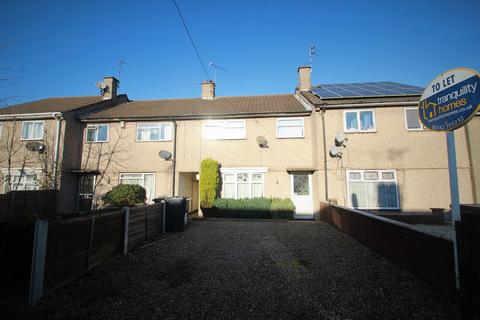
[162,200,166,234]
[29,219,49,305]
[123,207,130,255]
[145,206,149,240]
[85,215,96,267]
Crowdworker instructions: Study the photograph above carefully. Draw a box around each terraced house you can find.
[1,68,478,217]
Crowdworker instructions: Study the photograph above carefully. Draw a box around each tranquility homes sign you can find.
[419,67,480,131]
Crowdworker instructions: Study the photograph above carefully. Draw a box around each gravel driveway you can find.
[6,219,464,319]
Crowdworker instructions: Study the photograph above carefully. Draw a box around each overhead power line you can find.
[172,0,210,80]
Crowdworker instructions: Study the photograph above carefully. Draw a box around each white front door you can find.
[290,173,313,219]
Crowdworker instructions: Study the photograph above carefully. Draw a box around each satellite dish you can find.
[26,142,46,153]
[256,136,268,148]
[335,132,346,146]
[95,81,107,90]
[329,145,342,158]
[159,150,172,161]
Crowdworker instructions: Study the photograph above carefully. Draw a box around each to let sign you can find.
[419,68,480,131]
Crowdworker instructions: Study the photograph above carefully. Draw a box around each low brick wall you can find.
[320,202,456,292]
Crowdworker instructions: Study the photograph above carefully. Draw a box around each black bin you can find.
[154,197,188,232]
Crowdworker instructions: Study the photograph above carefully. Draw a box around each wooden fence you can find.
[29,202,166,304]
[0,190,56,222]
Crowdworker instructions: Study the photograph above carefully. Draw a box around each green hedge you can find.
[103,184,146,207]
[199,158,220,208]
[210,197,295,219]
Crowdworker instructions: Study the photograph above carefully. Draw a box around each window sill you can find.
[344,130,377,134]
[20,138,44,141]
[135,139,173,143]
[85,141,109,144]
[276,136,305,139]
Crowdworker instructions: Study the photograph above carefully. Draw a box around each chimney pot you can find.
[102,76,119,100]
[297,66,311,91]
[201,80,215,100]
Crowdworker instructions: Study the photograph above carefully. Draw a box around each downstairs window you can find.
[347,170,399,209]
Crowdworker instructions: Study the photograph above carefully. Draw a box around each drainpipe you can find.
[171,118,177,197]
[320,106,329,201]
[52,115,63,190]
[464,124,477,203]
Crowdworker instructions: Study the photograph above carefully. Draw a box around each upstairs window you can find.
[277,118,304,138]
[136,122,172,141]
[86,124,109,142]
[203,120,246,140]
[344,110,375,132]
[21,121,44,140]
[405,107,423,131]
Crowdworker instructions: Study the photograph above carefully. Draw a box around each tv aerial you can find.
[209,61,229,83]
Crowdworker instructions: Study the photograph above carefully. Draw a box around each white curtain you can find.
[144,174,154,203]
[223,183,235,198]
[251,183,263,197]
[237,183,249,199]
[349,181,398,209]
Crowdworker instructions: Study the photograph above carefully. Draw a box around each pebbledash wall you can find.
[80,115,321,213]
[312,105,475,212]
[80,104,476,216]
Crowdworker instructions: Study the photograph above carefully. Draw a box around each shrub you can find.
[103,184,146,207]
[213,197,272,210]
[271,198,295,219]
[271,198,295,212]
[199,158,220,208]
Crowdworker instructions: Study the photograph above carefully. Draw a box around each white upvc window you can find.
[277,118,304,138]
[2,169,41,193]
[404,107,424,131]
[86,124,109,142]
[119,173,155,203]
[203,119,246,140]
[347,169,399,210]
[21,121,44,140]
[220,167,267,199]
[344,110,376,133]
[136,122,172,141]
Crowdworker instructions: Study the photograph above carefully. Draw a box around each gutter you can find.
[320,107,328,201]
[171,117,177,197]
[315,101,419,110]
[52,115,63,190]
[80,111,312,123]
[0,112,62,120]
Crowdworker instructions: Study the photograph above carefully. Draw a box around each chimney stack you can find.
[102,76,119,100]
[297,66,311,91]
[201,80,215,100]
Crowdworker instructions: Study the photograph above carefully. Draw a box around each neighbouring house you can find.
[0,77,128,214]
[298,66,478,212]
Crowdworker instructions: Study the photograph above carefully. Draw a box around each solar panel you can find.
[310,81,424,99]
